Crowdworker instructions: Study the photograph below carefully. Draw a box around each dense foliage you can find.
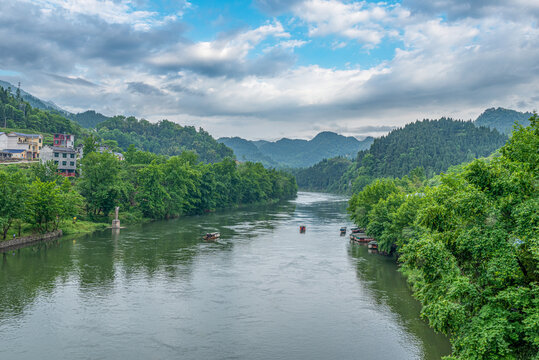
[219,132,373,168]
[0,85,83,136]
[348,115,539,359]
[69,110,110,129]
[295,157,353,191]
[96,116,234,163]
[0,163,82,237]
[0,150,296,239]
[356,118,507,179]
[475,107,533,135]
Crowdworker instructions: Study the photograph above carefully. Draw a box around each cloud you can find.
[1,0,537,140]
[127,82,164,96]
[147,21,293,77]
[289,0,410,46]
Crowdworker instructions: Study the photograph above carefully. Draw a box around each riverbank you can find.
[0,229,63,251]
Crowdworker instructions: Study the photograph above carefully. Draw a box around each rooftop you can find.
[11,132,42,138]
[2,149,26,153]
[46,146,77,153]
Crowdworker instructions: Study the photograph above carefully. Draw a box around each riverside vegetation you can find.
[348,115,538,359]
[0,146,297,240]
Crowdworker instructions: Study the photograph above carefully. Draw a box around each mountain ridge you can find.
[219,132,374,168]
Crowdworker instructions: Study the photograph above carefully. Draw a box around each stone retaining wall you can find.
[0,230,63,251]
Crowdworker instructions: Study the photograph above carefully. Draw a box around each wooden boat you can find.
[203,232,220,241]
[299,225,306,233]
[349,233,375,243]
[351,227,365,233]
[368,240,378,250]
[340,226,347,233]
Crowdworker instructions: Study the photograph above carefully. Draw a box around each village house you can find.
[0,132,43,159]
[53,133,75,148]
[40,145,78,177]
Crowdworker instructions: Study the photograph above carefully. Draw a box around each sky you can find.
[0,0,538,140]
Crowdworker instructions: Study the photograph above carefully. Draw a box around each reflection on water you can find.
[0,192,450,359]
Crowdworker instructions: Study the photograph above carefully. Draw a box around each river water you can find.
[0,192,451,359]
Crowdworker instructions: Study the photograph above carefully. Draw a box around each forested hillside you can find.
[475,107,533,134]
[96,116,234,163]
[0,80,68,114]
[294,157,353,191]
[0,86,83,136]
[69,110,110,129]
[219,131,373,168]
[297,118,508,194]
[357,118,507,178]
[348,115,538,359]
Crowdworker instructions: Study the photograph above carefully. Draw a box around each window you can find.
[70,154,75,158]
[54,160,58,164]
[54,152,59,157]
[62,161,67,166]
[70,162,74,166]
[62,153,67,158]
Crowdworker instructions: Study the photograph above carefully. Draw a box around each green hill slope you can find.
[96,116,234,163]
[475,107,533,134]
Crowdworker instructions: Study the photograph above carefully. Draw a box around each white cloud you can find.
[291,0,410,46]
[147,21,290,73]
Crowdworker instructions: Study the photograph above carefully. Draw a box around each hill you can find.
[0,80,68,114]
[219,132,373,168]
[475,107,533,134]
[0,85,83,136]
[297,118,508,193]
[96,116,234,163]
[69,110,110,129]
[295,157,353,191]
[357,118,507,179]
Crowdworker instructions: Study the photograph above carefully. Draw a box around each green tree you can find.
[0,170,28,239]
[78,152,123,216]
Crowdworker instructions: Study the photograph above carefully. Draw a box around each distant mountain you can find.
[475,107,533,134]
[217,137,278,167]
[70,110,110,129]
[0,80,68,114]
[219,131,373,168]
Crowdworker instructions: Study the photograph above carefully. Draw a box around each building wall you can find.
[0,133,7,150]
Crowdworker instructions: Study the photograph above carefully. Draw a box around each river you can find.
[0,192,451,359]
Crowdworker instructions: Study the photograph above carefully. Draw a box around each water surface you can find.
[0,192,451,359]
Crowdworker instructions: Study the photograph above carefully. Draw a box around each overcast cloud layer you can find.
[0,0,537,139]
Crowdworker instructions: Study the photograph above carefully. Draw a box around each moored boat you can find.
[203,232,220,241]
[367,240,378,250]
[351,227,366,233]
[349,233,375,243]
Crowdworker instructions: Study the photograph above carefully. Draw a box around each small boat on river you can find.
[351,227,365,234]
[350,233,375,243]
[203,232,220,241]
[368,240,378,250]
[299,225,306,233]
[340,226,347,233]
